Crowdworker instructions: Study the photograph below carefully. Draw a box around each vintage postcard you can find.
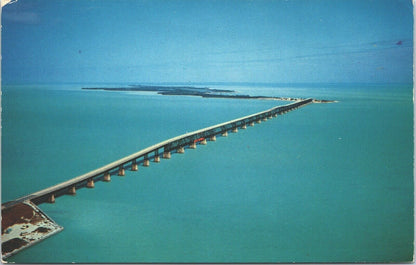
[1,0,413,263]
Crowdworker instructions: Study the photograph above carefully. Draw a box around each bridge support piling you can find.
[262,117,268,121]
[222,131,228,137]
[131,160,138,171]
[154,150,161,162]
[87,179,94,188]
[143,155,150,166]
[68,186,76,195]
[209,135,216,141]
[256,119,261,124]
[189,142,197,149]
[241,124,247,129]
[163,151,171,159]
[249,121,254,126]
[232,127,238,133]
[177,146,185,154]
[200,139,207,145]
[118,166,125,176]
[48,194,55,203]
[104,172,111,182]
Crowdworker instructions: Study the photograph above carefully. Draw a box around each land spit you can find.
[1,201,63,259]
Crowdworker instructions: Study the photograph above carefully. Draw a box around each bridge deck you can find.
[2,98,312,209]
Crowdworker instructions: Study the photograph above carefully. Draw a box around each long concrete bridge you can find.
[2,98,312,209]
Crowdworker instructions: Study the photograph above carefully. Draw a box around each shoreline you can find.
[1,201,63,259]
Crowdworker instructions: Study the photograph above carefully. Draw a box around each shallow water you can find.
[2,83,413,263]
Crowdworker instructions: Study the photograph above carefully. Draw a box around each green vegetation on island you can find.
[82,85,336,103]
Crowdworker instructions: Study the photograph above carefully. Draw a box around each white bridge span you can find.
[2,98,313,209]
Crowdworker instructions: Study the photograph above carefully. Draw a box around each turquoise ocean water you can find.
[2,83,413,263]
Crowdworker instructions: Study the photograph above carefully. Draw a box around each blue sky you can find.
[1,0,413,84]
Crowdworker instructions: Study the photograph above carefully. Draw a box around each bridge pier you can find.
[87,179,94,188]
[143,155,150,166]
[131,160,138,171]
[154,150,161,162]
[154,155,161,162]
[273,113,277,117]
[68,186,76,195]
[256,119,261,124]
[241,124,247,129]
[249,121,254,126]
[222,131,228,137]
[177,146,185,153]
[104,172,111,182]
[163,151,171,159]
[118,166,125,176]
[189,142,197,149]
[262,116,267,121]
[48,194,55,203]
[200,139,207,145]
[232,127,238,133]
[209,135,216,141]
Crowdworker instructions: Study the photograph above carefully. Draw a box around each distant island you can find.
[82,85,336,103]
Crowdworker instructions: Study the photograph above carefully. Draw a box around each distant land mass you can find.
[82,85,336,103]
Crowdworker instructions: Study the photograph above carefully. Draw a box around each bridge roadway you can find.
[2,98,313,209]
